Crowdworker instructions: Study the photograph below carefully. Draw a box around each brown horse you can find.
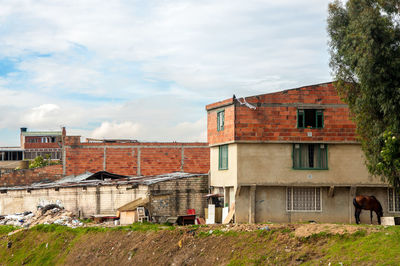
[353,195,383,225]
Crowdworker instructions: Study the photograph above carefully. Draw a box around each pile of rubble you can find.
[0,204,83,228]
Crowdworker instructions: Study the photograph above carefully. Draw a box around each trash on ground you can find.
[0,204,83,228]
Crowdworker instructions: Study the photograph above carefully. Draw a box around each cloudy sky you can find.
[0,0,332,146]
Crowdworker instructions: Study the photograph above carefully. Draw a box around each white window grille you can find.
[388,188,400,212]
[287,187,321,212]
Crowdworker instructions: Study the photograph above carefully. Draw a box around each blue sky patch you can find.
[0,58,18,77]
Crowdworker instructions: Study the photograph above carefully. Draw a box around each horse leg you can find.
[376,212,381,225]
[370,210,373,224]
[355,208,361,224]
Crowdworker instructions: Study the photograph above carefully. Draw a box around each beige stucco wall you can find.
[210,144,238,188]
[235,186,391,224]
[236,143,384,186]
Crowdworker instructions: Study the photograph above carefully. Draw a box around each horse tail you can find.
[353,198,362,209]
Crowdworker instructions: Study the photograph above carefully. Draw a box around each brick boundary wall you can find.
[63,138,210,176]
[0,164,63,187]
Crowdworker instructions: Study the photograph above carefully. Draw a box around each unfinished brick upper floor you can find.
[206,82,357,145]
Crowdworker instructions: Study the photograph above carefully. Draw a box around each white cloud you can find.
[90,121,142,140]
[89,117,206,142]
[0,0,333,145]
[21,104,62,128]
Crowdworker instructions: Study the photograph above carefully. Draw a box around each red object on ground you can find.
[187,209,195,215]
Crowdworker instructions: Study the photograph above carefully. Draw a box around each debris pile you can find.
[0,204,83,228]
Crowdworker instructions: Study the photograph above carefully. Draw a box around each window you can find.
[287,187,321,212]
[297,109,323,128]
[293,144,328,169]
[217,110,225,131]
[218,145,228,170]
[388,188,400,212]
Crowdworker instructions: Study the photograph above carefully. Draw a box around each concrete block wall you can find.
[0,184,148,217]
[149,175,208,218]
[0,165,63,187]
[0,175,208,220]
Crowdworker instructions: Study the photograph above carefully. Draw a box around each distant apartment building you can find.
[20,127,64,160]
[0,127,65,168]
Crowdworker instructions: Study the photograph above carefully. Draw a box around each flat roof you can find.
[22,131,62,137]
[0,147,23,151]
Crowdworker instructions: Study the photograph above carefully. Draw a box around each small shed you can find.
[117,197,150,225]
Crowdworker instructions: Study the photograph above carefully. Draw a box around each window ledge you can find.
[286,210,323,213]
[292,168,329,170]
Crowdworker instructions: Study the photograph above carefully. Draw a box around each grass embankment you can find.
[0,223,399,265]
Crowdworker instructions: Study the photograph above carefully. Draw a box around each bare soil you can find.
[64,223,379,265]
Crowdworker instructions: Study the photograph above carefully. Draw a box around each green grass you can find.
[0,224,400,265]
[0,223,176,265]
[31,222,174,234]
[320,227,400,264]
[0,225,18,235]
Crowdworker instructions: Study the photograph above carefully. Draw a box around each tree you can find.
[29,154,60,169]
[327,0,400,188]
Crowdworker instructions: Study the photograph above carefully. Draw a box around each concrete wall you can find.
[236,143,384,186]
[236,186,391,224]
[0,175,209,221]
[0,184,148,217]
[209,144,237,188]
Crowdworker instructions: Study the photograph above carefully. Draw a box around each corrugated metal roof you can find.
[0,172,207,191]
[55,172,94,184]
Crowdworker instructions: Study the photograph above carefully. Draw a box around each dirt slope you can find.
[0,223,397,265]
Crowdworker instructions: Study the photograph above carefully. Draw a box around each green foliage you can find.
[328,0,400,188]
[0,225,18,235]
[29,155,60,169]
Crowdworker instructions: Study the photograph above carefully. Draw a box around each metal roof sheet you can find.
[0,172,207,191]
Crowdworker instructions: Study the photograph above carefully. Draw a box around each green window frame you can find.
[292,143,328,170]
[297,109,324,129]
[217,110,225,131]
[218,145,228,170]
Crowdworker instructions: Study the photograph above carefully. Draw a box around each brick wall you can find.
[207,104,235,145]
[207,82,357,145]
[64,139,210,176]
[0,164,63,187]
[23,136,62,149]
